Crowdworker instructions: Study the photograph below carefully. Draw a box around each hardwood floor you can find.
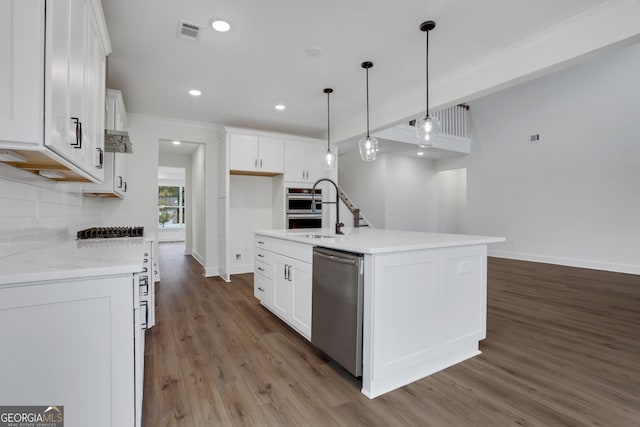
[143,242,640,426]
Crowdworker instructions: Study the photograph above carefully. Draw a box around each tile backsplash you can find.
[0,163,103,258]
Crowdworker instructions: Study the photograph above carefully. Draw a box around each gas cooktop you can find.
[77,226,144,239]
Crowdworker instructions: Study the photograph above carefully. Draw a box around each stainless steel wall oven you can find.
[286,188,322,229]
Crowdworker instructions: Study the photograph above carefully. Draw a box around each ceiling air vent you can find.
[177,20,200,41]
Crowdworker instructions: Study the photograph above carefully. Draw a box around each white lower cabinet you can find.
[254,237,312,340]
[0,274,136,427]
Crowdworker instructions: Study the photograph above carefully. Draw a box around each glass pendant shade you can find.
[358,136,378,162]
[323,148,337,170]
[359,61,378,162]
[416,114,440,148]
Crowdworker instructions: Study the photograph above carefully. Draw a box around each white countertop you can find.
[255,228,505,254]
[0,238,145,286]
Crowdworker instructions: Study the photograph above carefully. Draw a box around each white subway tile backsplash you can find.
[0,163,103,258]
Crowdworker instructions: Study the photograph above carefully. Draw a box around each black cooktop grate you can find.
[77,226,144,239]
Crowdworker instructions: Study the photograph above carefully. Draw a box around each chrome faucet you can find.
[311,178,344,235]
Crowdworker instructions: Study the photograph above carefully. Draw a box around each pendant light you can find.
[358,61,378,162]
[416,20,440,148]
[323,88,337,170]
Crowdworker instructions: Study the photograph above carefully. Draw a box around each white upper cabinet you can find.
[82,89,128,198]
[0,1,44,146]
[228,132,284,174]
[0,0,111,183]
[284,139,325,183]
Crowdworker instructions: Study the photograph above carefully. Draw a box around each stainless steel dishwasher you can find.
[311,247,364,377]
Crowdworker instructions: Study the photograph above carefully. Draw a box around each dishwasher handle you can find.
[314,251,357,265]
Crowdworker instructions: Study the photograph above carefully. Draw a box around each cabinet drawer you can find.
[255,248,273,264]
[255,235,313,264]
[255,259,272,279]
[254,273,268,302]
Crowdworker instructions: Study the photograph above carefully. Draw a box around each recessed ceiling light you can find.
[172,140,181,145]
[211,20,231,32]
[275,104,286,111]
[305,46,323,57]
[417,151,424,156]
[188,89,202,96]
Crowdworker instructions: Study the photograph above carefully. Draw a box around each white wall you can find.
[384,154,438,231]
[0,164,103,258]
[338,152,440,231]
[438,42,640,274]
[337,151,387,229]
[228,175,275,273]
[102,115,221,274]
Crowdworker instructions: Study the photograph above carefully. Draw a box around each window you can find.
[158,185,185,227]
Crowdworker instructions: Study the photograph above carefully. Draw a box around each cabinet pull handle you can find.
[258,287,264,292]
[255,159,258,168]
[96,148,104,169]
[260,159,262,168]
[287,265,292,281]
[70,117,82,148]
[124,182,128,192]
[257,241,264,245]
[257,254,264,258]
[257,267,264,271]
[117,176,123,188]
[284,264,288,280]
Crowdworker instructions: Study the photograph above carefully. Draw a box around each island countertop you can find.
[254,227,505,254]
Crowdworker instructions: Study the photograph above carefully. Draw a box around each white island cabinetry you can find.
[254,228,504,398]
[255,235,312,339]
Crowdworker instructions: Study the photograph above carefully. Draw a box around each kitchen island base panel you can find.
[362,345,481,399]
[362,245,487,398]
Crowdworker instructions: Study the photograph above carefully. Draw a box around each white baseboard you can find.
[229,264,254,275]
[204,266,220,278]
[489,250,640,275]
[191,250,205,266]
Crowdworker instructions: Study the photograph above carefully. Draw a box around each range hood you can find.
[104,129,133,153]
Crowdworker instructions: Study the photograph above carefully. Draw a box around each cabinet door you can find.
[0,0,44,146]
[0,275,135,426]
[304,143,325,183]
[272,257,291,320]
[258,136,284,173]
[48,0,76,161]
[289,258,312,339]
[81,10,106,181]
[229,133,259,171]
[284,140,306,181]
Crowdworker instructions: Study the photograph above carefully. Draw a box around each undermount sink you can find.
[298,234,335,239]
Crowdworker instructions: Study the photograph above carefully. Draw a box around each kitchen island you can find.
[254,228,504,398]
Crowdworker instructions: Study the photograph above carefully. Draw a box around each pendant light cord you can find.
[425,28,430,117]
[366,67,370,138]
[327,91,331,150]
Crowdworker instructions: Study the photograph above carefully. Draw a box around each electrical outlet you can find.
[458,261,470,274]
[526,134,540,143]
[235,253,241,260]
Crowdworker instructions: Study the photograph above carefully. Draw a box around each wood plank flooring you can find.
[143,243,640,426]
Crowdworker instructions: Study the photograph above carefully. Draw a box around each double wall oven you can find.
[286,187,322,229]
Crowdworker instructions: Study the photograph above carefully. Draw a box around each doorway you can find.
[158,140,205,258]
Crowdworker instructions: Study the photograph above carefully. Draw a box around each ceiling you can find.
[158,139,202,156]
[102,0,638,147]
